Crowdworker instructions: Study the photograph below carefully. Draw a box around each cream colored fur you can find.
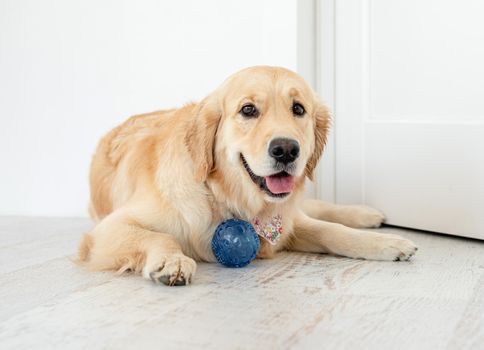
[79,66,417,286]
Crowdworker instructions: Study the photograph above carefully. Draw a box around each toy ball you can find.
[211,219,260,268]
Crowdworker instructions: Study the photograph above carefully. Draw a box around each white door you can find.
[322,0,484,238]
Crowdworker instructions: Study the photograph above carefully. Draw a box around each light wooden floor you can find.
[1,217,484,350]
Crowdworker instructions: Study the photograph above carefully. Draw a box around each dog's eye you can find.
[240,104,259,118]
[292,103,305,117]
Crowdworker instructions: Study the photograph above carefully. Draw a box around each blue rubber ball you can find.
[211,219,260,268]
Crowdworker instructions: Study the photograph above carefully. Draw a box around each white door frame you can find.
[316,0,336,203]
[297,0,336,202]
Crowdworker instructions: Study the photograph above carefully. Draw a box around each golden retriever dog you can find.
[79,66,417,286]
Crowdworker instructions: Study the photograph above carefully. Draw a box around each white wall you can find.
[0,0,299,217]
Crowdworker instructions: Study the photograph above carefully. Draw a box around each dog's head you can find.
[186,66,330,203]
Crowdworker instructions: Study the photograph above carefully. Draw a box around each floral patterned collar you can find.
[252,214,283,245]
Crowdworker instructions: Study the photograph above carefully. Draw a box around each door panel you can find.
[365,122,484,238]
[371,0,484,121]
[333,0,484,237]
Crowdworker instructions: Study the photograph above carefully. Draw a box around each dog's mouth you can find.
[240,154,295,198]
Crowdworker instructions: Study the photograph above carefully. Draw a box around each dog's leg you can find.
[79,212,196,286]
[301,199,385,229]
[289,211,417,261]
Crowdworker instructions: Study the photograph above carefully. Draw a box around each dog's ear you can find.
[305,100,331,181]
[185,96,222,182]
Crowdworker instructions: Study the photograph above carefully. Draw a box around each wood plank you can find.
[0,217,91,248]
[447,272,484,349]
[1,218,484,349]
[0,217,91,274]
[0,256,112,323]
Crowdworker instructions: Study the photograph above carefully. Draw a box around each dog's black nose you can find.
[269,138,300,164]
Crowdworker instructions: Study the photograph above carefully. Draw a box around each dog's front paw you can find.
[360,233,418,261]
[142,253,197,286]
[342,205,386,228]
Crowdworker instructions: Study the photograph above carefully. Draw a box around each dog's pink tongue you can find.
[265,175,295,194]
